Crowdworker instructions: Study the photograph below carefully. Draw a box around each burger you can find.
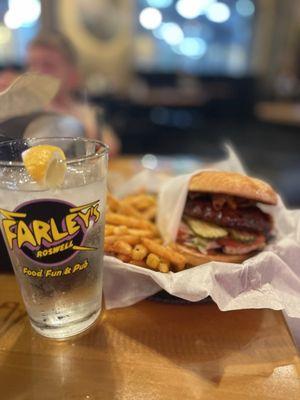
[175,171,278,266]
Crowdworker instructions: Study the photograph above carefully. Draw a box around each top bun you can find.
[189,171,277,205]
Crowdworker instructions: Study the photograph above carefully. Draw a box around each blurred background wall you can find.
[1,0,300,91]
[1,0,300,206]
[55,0,300,94]
[57,0,134,93]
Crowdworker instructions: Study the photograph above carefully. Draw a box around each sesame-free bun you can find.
[174,244,252,267]
[189,171,277,205]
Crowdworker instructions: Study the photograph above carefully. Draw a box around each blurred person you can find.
[0,68,20,92]
[26,31,120,156]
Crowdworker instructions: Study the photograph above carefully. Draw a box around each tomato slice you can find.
[218,234,265,248]
[177,222,192,242]
[218,234,266,255]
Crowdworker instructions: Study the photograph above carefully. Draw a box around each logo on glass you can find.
[0,200,100,265]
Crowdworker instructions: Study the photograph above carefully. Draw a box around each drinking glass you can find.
[0,137,108,339]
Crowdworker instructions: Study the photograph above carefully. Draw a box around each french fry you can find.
[120,194,141,203]
[104,242,115,253]
[108,225,155,239]
[117,254,131,263]
[105,192,188,273]
[122,194,156,210]
[105,224,115,236]
[107,193,144,218]
[118,202,144,218]
[127,228,155,238]
[113,225,128,235]
[132,244,148,261]
[106,212,155,231]
[130,260,147,268]
[113,240,132,256]
[142,205,157,221]
[105,235,140,245]
[146,253,160,269]
[142,238,186,270]
[158,262,170,273]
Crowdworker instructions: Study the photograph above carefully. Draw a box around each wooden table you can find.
[1,274,300,400]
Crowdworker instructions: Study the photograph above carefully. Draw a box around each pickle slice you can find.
[185,217,228,239]
[192,236,210,247]
[229,229,256,243]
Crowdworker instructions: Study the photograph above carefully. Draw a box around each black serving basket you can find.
[148,291,213,304]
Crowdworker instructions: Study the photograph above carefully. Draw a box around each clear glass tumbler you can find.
[0,137,108,339]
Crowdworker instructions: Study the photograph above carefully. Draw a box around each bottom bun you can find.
[174,244,254,267]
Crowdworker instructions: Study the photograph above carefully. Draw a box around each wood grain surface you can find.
[0,274,300,400]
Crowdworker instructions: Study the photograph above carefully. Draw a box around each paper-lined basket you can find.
[103,147,300,317]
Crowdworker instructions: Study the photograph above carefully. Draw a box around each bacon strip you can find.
[218,235,266,255]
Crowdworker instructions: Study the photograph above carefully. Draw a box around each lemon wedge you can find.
[22,145,66,188]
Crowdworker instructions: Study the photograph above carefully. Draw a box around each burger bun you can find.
[174,244,253,267]
[189,171,277,205]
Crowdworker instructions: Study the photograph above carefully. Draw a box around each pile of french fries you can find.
[105,193,187,273]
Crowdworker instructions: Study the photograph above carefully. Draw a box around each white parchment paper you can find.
[103,147,300,317]
[0,73,59,121]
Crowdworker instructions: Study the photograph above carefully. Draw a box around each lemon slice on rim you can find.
[22,145,66,188]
